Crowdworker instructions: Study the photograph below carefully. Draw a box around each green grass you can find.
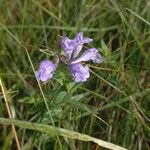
[0,0,150,149]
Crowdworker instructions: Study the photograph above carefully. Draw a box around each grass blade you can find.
[0,117,127,150]
[125,8,150,26]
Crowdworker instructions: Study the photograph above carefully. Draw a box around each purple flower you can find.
[61,32,93,59]
[36,60,57,82]
[61,32,103,83]
[69,63,90,83]
[36,32,103,83]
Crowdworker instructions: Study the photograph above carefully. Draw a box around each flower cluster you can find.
[36,32,103,83]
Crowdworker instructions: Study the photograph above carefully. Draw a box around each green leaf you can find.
[54,91,68,104]
[71,92,90,102]
[100,39,111,56]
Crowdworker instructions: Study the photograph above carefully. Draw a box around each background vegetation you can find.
[0,0,150,149]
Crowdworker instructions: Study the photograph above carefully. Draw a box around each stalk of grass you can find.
[124,8,150,26]
[0,78,21,150]
[0,23,63,150]
[0,117,127,150]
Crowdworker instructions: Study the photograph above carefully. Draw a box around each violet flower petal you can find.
[76,32,83,42]
[72,32,93,58]
[71,48,103,64]
[36,60,57,82]
[83,37,93,43]
[61,37,78,59]
[69,63,90,83]
[75,32,93,44]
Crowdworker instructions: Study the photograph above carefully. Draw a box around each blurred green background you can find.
[0,0,150,149]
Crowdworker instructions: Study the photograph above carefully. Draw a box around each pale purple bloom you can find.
[36,60,57,82]
[61,32,103,83]
[69,63,90,83]
[61,32,93,59]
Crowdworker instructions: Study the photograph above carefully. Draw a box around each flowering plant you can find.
[36,32,103,83]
